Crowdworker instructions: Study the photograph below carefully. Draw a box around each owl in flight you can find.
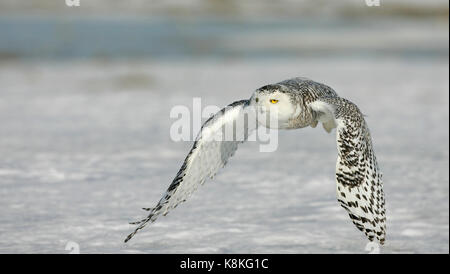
[125,77,386,246]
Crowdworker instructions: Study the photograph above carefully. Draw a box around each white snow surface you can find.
[0,58,448,253]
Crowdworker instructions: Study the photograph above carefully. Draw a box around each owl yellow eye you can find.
[270,99,279,104]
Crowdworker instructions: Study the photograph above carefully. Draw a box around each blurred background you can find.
[0,1,448,253]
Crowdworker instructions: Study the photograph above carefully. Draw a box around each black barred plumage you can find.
[311,97,386,244]
[125,77,386,247]
[125,100,253,243]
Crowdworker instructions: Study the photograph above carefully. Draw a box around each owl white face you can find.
[251,90,297,129]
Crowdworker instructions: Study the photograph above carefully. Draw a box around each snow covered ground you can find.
[0,56,447,253]
[0,0,448,253]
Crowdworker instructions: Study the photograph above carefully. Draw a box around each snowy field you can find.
[0,0,448,253]
[0,56,448,253]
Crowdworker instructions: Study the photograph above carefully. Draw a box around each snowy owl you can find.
[125,77,386,245]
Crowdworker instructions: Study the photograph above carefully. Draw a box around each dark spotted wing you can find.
[310,97,386,244]
[125,100,256,243]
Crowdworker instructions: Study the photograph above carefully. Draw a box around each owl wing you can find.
[310,97,386,244]
[125,99,256,243]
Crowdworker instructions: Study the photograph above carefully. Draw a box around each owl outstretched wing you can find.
[310,97,386,244]
[125,99,256,243]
